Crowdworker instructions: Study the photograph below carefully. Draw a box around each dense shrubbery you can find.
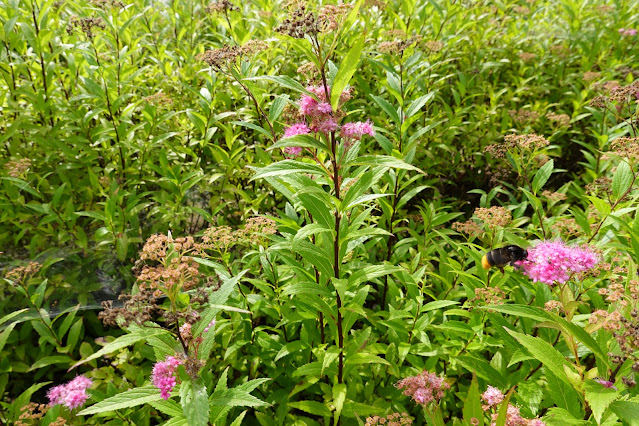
[2,0,639,424]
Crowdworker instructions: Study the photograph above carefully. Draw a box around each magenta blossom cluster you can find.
[481,385,504,410]
[395,371,449,406]
[280,84,375,157]
[619,28,638,36]
[481,386,545,425]
[516,241,599,285]
[152,356,183,400]
[47,375,93,410]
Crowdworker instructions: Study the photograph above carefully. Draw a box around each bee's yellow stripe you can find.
[481,255,491,269]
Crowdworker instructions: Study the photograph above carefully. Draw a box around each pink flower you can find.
[47,375,93,410]
[283,146,303,157]
[203,319,216,332]
[396,371,449,407]
[516,241,599,285]
[284,123,310,138]
[620,28,638,36]
[313,117,338,133]
[482,386,504,409]
[152,356,183,400]
[595,378,617,389]
[340,120,375,140]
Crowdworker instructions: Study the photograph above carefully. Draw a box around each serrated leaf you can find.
[532,159,554,194]
[612,161,633,201]
[505,328,574,387]
[181,378,209,426]
[330,34,365,110]
[78,385,163,415]
[584,381,621,425]
[288,400,331,417]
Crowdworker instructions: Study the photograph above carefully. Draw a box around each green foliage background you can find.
[2,0,639,424]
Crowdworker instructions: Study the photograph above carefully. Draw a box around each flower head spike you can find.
[341,121,375,141]
[152,356,183,400]
[47,375,93,410]
[396,371,449,406]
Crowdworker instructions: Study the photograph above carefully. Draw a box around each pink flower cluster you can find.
[152,356,183,400]
[341,120,375,141]
[481,385,504,410]
[619,28,638,36]
[203,318,217,332]
[516,241,599,285]
[481,386,545,426]
[280,85,375,157]
[395,371,449,406]
[47,375,93,410]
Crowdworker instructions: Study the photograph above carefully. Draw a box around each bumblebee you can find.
[481,245,528,272]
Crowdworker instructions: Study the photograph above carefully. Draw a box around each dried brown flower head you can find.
[583,71,602,83]
[610,137,639,159]
[589,95,609,108]
[552,217,580,237]
[16,402,49,425]
[473,286,506,305]
[608,80,639,102]
[544,300,561,311]
[545,112,570,127]
[586,176,612,196]
[424,40,444,53]
[276,6,320,38]
[99,290,160,327]
[541,190,566,202]
[297,62,318,79]
[549,44,570,57]
[4,158,32,178]
[513,5,530,14]
[318,4,353,32]
[474,206,512,228]
[508,108,540,123]
[144,92,173,108]
[452,220,482,236]
[378,36,422,54]
[198,41,267,70]
[5,262,41,284]
[366,412,413,426]
[90,0,125,8]
[205,0,238,13]
[518,52,536,62]
[66,16,106,39]
[485,133,549,158]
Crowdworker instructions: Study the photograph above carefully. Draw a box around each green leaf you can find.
[584,381,621,425]
[505,328,574,387]
[532,159,554,194]
[250,160,329,180]
[348,155,424,173]
[330,34,366,110]
[485,304,610,369]
[246,75,314,96]
[181,378,209,426]
[612,161,633,201]
[333,383,347,423]
[231,120,272,139]
[78,385,163,415]
[70,328,169,370]
[422,300,459,313]
[609,401,639,425]
[0,321,18,353]
[268,134,329,153]
[370,95,400,124]
[30,355,73,371]
[348,265,402,288]
[463,374,484,426]
[404,92,435,118]
[209,388,270,408]
[288,400,331,417]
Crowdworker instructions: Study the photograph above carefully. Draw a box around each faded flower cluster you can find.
[396,371,449,406]
[481,386,546,425]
